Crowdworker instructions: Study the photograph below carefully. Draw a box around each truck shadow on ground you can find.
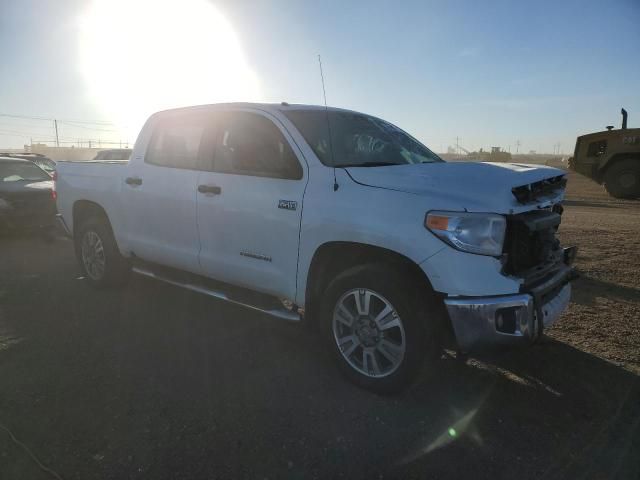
[0,265,638,480]
[393,338,639,479]
[562,199,621,209]
[570,273,640,306]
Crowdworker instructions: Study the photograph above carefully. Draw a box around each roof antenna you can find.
[318,54,338,191]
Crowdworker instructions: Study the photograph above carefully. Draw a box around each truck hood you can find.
[345,162,566,213]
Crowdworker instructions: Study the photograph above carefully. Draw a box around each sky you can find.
[0,0,639,154]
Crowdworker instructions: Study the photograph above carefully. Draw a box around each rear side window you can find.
[587,139,607,157]
[145,114,207,170]
[213,112,302,180]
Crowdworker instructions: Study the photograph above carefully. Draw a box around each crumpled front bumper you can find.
[444,261,574,353]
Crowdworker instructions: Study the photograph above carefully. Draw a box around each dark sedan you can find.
[0,152,56,176]
[0,157,56,234]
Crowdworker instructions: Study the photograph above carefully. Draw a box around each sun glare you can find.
[79,0,260,139]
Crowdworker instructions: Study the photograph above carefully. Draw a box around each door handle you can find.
[197,184,221,195]
[125,177,143,186]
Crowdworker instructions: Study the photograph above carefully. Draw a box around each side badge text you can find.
[278,200,297,211]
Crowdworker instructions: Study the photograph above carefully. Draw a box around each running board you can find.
[132,265,301,322]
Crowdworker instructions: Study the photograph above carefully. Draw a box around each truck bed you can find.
[55,160,129,238]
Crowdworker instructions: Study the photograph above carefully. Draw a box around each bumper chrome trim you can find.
[445,283,571,352]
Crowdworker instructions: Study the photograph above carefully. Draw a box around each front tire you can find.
[603,159,640,198]
[74,218,130,288]
[320,263,441,394]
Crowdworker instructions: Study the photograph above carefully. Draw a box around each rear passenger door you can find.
[196,110,307,300]
[123,110,213,273]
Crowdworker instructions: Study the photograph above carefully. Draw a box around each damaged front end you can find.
[444,180,578,352]
[511,175,567,205]
[500,207,577,339]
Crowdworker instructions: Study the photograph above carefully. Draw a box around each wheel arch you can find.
[303,241,439,320]
[72,200,112,237]
[597,153,640,182]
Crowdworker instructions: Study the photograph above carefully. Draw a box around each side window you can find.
[145,114,207,170]
[214,112,302,180]
[587,140,607,157]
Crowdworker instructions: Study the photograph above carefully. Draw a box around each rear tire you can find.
[320,263,442,394]
[603,159,640,198]
[74,218,130,288]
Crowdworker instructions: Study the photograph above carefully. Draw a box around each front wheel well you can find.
[304,242,443,324]
[598,154,640,181]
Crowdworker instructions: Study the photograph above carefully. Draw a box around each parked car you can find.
[93,149,132,161]
[55,103,576,393]
[0,152,56,176]
[0,156,57,235]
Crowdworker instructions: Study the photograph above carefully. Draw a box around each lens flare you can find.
[78,0,260,140]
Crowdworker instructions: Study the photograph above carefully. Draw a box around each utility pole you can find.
[54,119,60,147]
[516,140,521,154]
[455,136,459,155]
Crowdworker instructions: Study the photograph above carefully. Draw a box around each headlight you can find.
[425,211,506,256]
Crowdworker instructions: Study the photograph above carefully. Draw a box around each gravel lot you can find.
[0,171,638,479]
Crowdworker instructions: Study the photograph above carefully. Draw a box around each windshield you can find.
[0,161,51,182]
[284,110,442,167]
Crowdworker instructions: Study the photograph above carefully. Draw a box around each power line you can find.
[32,139,129,146]
[0,113,115,126]
[0,129,56,138]
[0,122,57,132]
[57,120,120,133]
[0,132,50,138]
[0,119,58,128]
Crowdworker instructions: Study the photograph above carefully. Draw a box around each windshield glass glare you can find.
[284,110,443,167]
[0,162,51,182]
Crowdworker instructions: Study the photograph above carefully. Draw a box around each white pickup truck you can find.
[55,103,576,392]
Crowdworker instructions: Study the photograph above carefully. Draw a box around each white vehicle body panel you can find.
[55,161,129,248]
[56,102,568,310]
[345,161,565,214]
[195,108,308,299]
[121,158,201,273]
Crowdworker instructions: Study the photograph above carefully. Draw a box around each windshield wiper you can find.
[337,161,404,168]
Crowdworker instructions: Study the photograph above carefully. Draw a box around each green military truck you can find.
[570,109,640,198]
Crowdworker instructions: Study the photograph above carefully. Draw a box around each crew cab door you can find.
[122,110,213,273]
[196,110,307,300]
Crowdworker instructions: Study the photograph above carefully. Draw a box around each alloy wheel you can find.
[332,288,406,378]
[81,230,106,280]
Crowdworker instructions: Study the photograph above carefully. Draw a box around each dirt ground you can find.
[0,171,638,479]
